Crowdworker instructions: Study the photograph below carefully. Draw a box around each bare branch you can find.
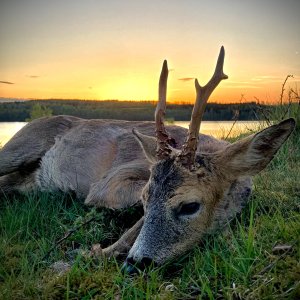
[43,216,97,260]
[280,74,293,106]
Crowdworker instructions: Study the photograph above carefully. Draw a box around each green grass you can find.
[1,116,299,299]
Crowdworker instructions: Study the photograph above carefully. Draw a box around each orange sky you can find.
[0,1,299,104]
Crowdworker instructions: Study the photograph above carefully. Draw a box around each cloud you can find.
[229,81,252,84]
[223,84,260,89]
[178,77,194,82]
[0,81,14,84]
[250,75,300,84]
[251,75,281,82]
[26,75,40,78]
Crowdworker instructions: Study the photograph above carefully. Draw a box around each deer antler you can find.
[179,46,228,169]
[155,60,175,159]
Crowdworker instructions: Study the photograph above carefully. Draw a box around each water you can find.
[173,121,261,139]
[0,120,261,146]
[0,122,27,146]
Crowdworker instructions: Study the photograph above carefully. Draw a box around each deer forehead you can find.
[143,158,218,207]
[145,159,183,201]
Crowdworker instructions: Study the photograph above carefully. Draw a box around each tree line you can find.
[0,99,264,122]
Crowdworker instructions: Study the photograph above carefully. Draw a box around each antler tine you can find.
[179,46,228,169]
[155,60,173,159]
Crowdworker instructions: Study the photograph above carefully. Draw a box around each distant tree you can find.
[0,99,263,122]
[26,103,52,121]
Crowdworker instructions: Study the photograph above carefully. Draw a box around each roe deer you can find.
[0,47,295,273]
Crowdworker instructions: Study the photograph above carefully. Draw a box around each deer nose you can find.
[121,256,155,275]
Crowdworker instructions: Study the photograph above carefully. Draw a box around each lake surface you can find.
[0,122,28,146]
[0,121,261,146]
[173,121,261,139]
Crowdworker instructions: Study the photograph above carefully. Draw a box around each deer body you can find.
[0,47,295,272]
[0,116,249,212]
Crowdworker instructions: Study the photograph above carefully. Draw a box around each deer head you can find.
[123,47,295,272]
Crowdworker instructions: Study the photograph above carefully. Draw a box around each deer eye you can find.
[177,202,201,216]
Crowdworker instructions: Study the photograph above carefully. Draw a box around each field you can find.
[0,111,299,299]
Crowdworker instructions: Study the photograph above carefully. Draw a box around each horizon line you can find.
[0,97,283,105]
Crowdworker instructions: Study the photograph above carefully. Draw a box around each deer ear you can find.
[218,118,296,178]
[132,129,158,164]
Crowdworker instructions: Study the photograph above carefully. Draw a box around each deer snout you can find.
[121,256,155,275]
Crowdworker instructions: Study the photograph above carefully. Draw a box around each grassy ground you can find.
[0,118,299,299]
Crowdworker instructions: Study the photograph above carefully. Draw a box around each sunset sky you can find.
[0,0,299,103]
